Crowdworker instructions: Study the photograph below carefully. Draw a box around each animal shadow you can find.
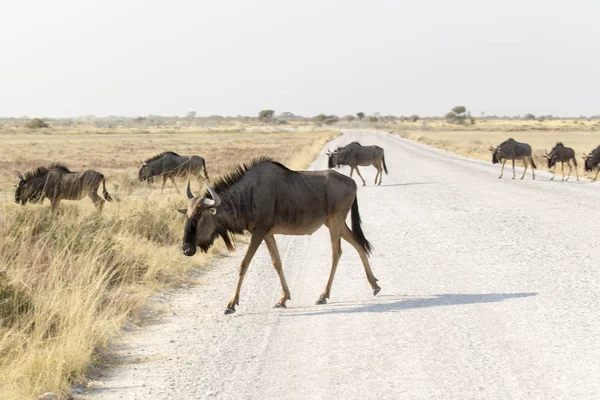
[282,292,537,317]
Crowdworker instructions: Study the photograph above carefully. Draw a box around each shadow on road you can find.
[281,292,537,317]
[368,182,437,188]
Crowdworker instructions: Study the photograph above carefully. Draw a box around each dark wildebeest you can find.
[15,164,113,213]
[544,142,578,181]
[582,145,600,181]
[489,138,536,180]
[179,156,380,314]
[327,142,388,186]
[138,151,209,194]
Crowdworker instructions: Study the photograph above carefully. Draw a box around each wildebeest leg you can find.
[573,160,579,181]
[354,167,366,186]
[561,162,565,181]
[530,156,536,180]
[317,229,342,305]
[169,177,181,194]
[225,233,265,314]
[499,159,506,179]
[551,164,556,180]
[160,176,168,194]
[340,224,380,295]
[511,159,516,179]
[520,159,528,180]
[89,192,105,213]
[594,168,600,181]
[373,163,381,185]
[50,199,61,213]
[264,235,291,308]
[349,167,354,177]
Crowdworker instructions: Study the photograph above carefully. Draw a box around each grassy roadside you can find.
[0,129,337,400]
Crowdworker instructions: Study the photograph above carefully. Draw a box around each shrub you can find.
[25,118,49,129]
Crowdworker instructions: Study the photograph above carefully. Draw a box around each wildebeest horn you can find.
[186,180,194,200]
[17,172,23,181]
[201,183,221,208]
[489,146,496,151]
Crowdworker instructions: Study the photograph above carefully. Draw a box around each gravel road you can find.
[86,130,600,400]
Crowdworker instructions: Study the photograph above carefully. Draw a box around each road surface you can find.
[87,130,600,400]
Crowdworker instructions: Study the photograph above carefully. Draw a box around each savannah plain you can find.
[1,117,600,399]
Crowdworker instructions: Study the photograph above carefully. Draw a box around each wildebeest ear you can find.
[208,207,217,215]
[178,208,187,215]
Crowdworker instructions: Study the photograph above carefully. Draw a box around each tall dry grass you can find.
[0,129,337,400]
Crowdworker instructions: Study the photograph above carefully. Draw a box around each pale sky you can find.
[1,0,599,118]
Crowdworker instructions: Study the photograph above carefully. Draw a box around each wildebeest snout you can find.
[182,243,196,256]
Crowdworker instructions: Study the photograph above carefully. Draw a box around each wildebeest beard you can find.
[183,217,236,253]
[492,151,499,164]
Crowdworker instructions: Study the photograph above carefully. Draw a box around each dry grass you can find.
[395,124,600,179]
[0,129,337,400]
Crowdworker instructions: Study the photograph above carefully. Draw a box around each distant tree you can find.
[445,105,469,124]
[134,116,147,123]
[356,112,365,120]
[25,118,49,129]
[344,115,356,122]
[524,113,536,120]
[367,116,378,122]
[258,110,275,121]
[314,114,339,125]
[185,111,196,119]
[410,114,419,122]
[278,111,296,121]
[324,115,339,125]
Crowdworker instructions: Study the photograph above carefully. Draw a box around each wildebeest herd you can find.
[11,138,600,313]
[490,138,600,182]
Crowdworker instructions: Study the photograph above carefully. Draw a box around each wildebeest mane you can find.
[144,151,180,164]
[22,163,71,181]
[498,138,515,147]
[209,155,287,194]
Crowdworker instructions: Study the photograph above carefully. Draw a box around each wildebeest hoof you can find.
[224,307,236,315]
[373,288,381,296]
[273,303,286,308]
[315,299,327,305]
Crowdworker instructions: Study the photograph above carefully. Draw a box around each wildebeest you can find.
[179,156,380,314]
[544,142,578,181]
[582,145,600,180]
[15,164,113,213]
[489,138,536,180]
[327,142,388,185]
[138,151,209,194]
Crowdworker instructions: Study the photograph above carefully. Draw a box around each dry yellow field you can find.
[0,129,337,400]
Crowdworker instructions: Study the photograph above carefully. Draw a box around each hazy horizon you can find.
[2,0,599,118]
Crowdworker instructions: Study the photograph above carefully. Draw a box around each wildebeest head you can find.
[179,182,222,256]
[489,146,501,164]
[326,150,339,169]
[583,152,595,171]
[544,150,557,168]
[14,172,43,205]
[138,161,154,183]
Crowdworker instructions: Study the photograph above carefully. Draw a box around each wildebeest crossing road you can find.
[88,130,600,399]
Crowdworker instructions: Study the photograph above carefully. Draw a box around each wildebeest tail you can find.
[101,177,113,202]
[382,150,388,175]
[351,196,373,255]
[573,157,578,167]
[203,158,210,181]
[530,157,537,169]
